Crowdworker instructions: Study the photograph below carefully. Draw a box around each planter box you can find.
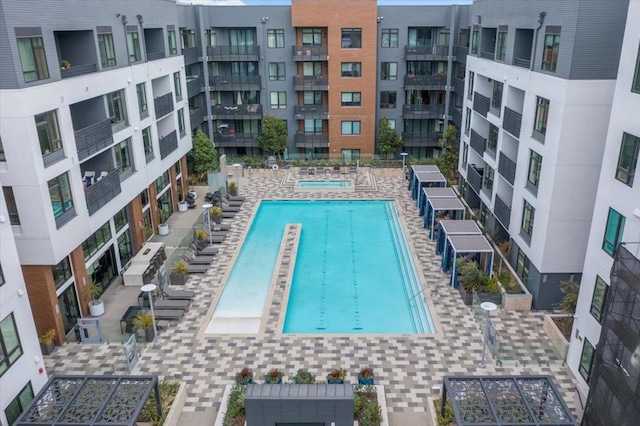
[502,292,533,311]
[543,314,570,360]
[358,377,374,385]
[170,274,188,286]
[136,382,187,426]
[476,292,502,306]
[458,286,474,306]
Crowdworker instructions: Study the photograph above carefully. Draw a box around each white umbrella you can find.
[236,92,243,105]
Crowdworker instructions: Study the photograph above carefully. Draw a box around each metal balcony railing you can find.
[207,45,260,60]
[182,47,199,64]
[503,107,522,138]
[480,50,495,60]
[209,75,261,90]
[466,164,483,194]
[75,119,114,161]
[295,132,329,148]
[401,132,442,147]
[85,170,121,216]
[470,129,487,156]
[186,76,203,97]
[473,92,490,117]
[453,77,465,94]
[403,104,445,119]
[404,45,450,58]
[210,104,263,119]
[498,152,517,186]
[154,93,174,119]
[293,75,329,90]
[147,51,165,61]
[513,57,531,68]
[60,63,97,79]
[215,133,259,147]
[294,105,329,119]
[494,194,512,229]
[403,74,447,89]
[190,108,205,130]
[159,130,178,159]
[292,45,328,61]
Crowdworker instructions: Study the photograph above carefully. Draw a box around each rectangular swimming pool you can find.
[209,200,435,334]
[297,181,352,188]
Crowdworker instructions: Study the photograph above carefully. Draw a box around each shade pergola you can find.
[419,187,456,216]
[436,220,482,255]
[424,198,466,239]
[407,164,440,191]
[15,375,162,426]
[412,171,447,205]
[442,234,494,287]
[441,375,577,425]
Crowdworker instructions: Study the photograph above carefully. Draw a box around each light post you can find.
[141,283,159,345]
[479,301,497,367]
[202,203,213,244]
[400,152,408,179]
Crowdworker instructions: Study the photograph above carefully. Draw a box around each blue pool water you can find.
[297,181,352,188]
[213,200,435,334]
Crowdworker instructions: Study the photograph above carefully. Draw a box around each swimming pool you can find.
[208,200,436,334]
[297,181,352,188]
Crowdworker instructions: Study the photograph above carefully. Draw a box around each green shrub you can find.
[293,369,315,384]
[222,385,245,426]
[435,398,455,426]
[137,381,180,425]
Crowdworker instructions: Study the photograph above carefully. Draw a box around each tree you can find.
[436,124,459,184]
[258,114,288,161]
[377,116,403,161]
[187,130,218,183]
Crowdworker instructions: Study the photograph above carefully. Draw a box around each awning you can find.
[442,234,494,286]
[408,164,441,191]
[419,187,456,216]
[412,171,447,204]
[436,220,482,255]
[424,197,466,238]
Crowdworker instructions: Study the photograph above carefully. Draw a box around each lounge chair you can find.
[152,299,190,311]
[186,264,208,274]
[210,223,232,231]
[193,243,218,256]
[153,309,184,321]
[221,210,237,219]
[162,286,195,300]
[349,166,357,174]
[220,202,241,212]
[199,232,226,244]
[300,167,308,175]
[228,194,246,202]
[184,252,214,265]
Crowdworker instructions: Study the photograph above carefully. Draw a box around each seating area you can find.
[82,170,110,188]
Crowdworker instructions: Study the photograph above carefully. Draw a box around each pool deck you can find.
[44,167,579,425]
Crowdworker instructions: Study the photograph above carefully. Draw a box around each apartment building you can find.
[566,0,640,418]
[0,0,192,345]
[177,0,470,160]
[0,190,48,426]
[457,0,630,309]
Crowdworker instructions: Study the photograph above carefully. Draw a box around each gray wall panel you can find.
[0,7,19,89]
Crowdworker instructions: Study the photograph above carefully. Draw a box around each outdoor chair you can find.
[154,299,190,311]
[153,309,185,321]
[162,286,195,300]
[185,263,208,274]
[184,251,214,265]
[193,242,219,255]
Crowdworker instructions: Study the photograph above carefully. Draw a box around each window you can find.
[270,91,286,109]
[98,33,116,67]
[602,208,626,256]
[115,139,132,174]
[269,62,285,81]
[168,30,178,55]
[341,62,361,77]
[342,29,362,48]
[487,124,498,153]
[142,127,154,161]
[140,189,150,207]
[341,121,361,135]
[381,29,399,48]
[302,62,322,76]
[48,173,74,220]
[82,222,111,261]
[615,132,640,186]
[35,110,62,159]
[303,91,322,105]
[542,32,560,72]
[633,45,640,93]
[2,187,19,225]
[118,231,133,266]
[180,29,196,49]
[465,108,471,135]
[341,92,361,106]
[136,83,148,116]
[467,72,474,99]
[107,90,125,125]
[302,28,322,46]
[462,143,469,166]
[0,313,23,377]
[380,91,396,109]
[178,108,186,135]
[590,276,608,324]
[496,31,507,61]
[155,170,170,193]
[4,382,33,425]
[52,256,72,289]
[381,118,396,130]
[205,29,217,46]
[126,29,142,62]
[491,81,503,114]
[17,36,49,82]
[527,150,543,192]
[483,167,494,193]
[381,62,397,80]
[267,29,284,48]
[229,29,256,51]
[471,30,479,55]
[304,119,322,134]
[459,28,470,48]
[174,72,182,100]
[516,248,530,282]
[578,339,595,383]
[533,97,550,138]
[114,207,128,232]
[521,200,535,240]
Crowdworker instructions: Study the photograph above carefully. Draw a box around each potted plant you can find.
[235,368,253,385]
[293,368,315,384]
[133,313,155,342]
[86,282,105,316]
[358,366,375,385]
[158,223,170,235]
[60,60,71,69]
[456,259,487,306]
[326,368,347,384]
[177,187,188,212]
[195,229,208,243]
[170,261,189,286]
[39,328,57,355]
[264,368,284,384]
[228,181,238,196]
[209,206,223,224]
[143,224,154,240]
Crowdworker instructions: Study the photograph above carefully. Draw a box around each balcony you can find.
[401,132,441,147]
[294,105,328,119]
[494,194,512,229]
[469,129,486,156]
[210,104,263,119]
[404,45,450,61]
[292,45,328,61]
[154,93,174,119]
[293,75,329,91]
[215,133,259,148]
[75,119,114,161]
[159,130,178,159]
[144,28,166,62]
[186,76,203,97]
[503,107,522,138]
[452,77,465,94]
[295,132,329,148]
[182,47,200,65]
[480,51,495,60]
[403,104,445,119]
[403,74,447,90]
[454,45,468,60]
[147,51,165,61]
[60,63,98,79]
[473,92,490,117]
[450,107,462,127]
[209,75,261,91]
[55,30,98,78]
[513,29,534,69]
[466,164,484,194]
[85,171,121,216]
[190,108,205,131]
[207,45,260,61]
[514,58,531,68]
[498,152,517,186]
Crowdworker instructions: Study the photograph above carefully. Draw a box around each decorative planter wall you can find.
[543,314,570,360]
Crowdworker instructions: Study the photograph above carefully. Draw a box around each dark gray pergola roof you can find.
[442,375,577,425]
[429,197,465,211]
[415,171,447,183]
[246,384,353,400]
[439,220,482,235]
[423,187,457,198]
[448,234,493,253]
[411,164,440,173]
[15,375,161,426]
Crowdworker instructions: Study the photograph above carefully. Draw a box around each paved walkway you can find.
[45,169,578,425]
